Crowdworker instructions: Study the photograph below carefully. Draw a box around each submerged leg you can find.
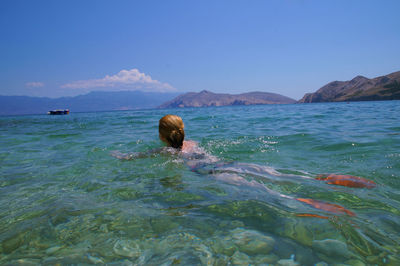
[316,174,376,188]
[214,172,355,217]
[296,198,355,216]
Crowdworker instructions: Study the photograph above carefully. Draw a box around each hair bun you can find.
[159,115,185,149]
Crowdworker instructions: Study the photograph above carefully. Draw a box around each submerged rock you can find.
[312,239,352,259]
[344,259,366,266]
[213,256,230,266]
[45,245,63,255]
[211,237,237,256]
[113,239,141,258]
[140,232,215,265]
[231,251,252,265]
[386,254,400,266]
[253,253,280,264]
[277,258,300,266]
[231,228,275,255]
[42,254,93,265]
[87,254,105,264]
[3,259,41,266]
[279,219,314,247]
[2,233,24,254]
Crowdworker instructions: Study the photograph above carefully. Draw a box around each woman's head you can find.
[159,115,185,149]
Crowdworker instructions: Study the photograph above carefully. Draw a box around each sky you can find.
[1,0,399,100]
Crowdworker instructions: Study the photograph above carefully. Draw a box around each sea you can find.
[0,101,399,265]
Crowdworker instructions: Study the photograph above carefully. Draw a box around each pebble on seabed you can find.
[276,258,300,266]
[87,254,105,264]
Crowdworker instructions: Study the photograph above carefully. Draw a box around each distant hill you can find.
[0,91,180,115]
[159,90,296,108]
[298,71,400,103]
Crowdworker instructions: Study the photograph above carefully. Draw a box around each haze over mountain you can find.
[3,69,400,116]
[299,71,400,103]
[159,90,296,108]
[0,91,180,116]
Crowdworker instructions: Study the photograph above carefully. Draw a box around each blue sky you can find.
[1,0,399,100]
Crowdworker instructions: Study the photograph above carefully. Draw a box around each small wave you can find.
[47,133,82,138]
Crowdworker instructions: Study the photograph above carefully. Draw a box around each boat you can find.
[47,109,70,115]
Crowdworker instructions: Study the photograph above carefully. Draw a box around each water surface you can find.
[1,101,399,265]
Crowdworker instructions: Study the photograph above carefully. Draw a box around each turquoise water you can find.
[1,101,399,265]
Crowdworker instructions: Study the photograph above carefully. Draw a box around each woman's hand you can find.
[110,151,136,160]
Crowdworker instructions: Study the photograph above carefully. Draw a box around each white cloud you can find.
[26,82,44,88]
[61,68,176,92]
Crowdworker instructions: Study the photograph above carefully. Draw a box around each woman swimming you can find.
[113,114,375,217]
[157,115,375,188]
[158,114,197,153]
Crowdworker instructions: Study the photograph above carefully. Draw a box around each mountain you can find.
[159,90,296,108]
[298,71,400,103]
[0,91,180,116]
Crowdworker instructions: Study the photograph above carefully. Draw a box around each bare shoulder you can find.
[182,140,198,153]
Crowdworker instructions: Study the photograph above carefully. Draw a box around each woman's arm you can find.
[110,148,164,160]
[110,150,139,160]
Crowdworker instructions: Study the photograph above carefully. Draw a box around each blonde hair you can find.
[159,115,185,149]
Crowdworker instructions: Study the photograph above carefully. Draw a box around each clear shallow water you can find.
[0,101,399,265]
